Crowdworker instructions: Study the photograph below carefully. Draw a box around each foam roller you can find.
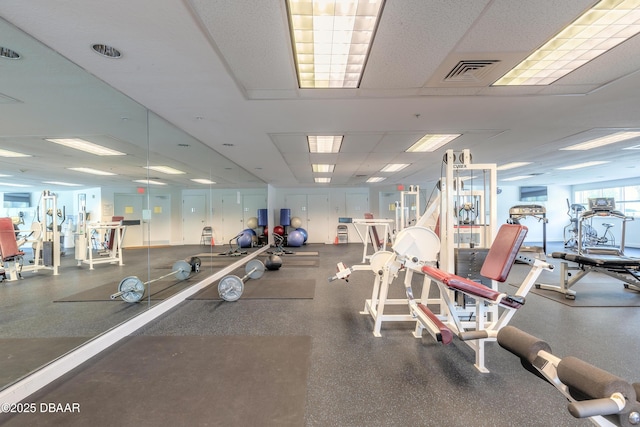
[496,326,552,364]
[557,356,636,403]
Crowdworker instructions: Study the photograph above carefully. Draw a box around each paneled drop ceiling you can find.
[1,0,639,191]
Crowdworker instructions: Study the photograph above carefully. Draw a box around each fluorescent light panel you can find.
[43,181,82,187]
[0,182,31,187]
[406,134,460,152]
[366,177,385,182]
[308,135,343,153]
[556,160,610,170]
[380,163,409,172]
[502,175,535,181]
[190,178,216,184]
[315,177,331,183]
[560,131,640,150]
[312,164,335,173]
[67,167,116,176]
[133,179,166,186]
[497,162,532,170]
[145,165,186,175]
[495,1,640,86]
[0,148,31,157]
[288,0,384,88]
[46,138,125,156]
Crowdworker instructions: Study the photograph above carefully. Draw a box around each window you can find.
[575,185,639,217]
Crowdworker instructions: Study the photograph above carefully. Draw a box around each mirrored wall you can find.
[0,18,265,389]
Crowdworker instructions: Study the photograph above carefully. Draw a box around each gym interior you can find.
[1,2,640,426]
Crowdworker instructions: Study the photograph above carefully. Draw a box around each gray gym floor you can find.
[1,242,639,426]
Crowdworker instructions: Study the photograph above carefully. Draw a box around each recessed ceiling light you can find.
[312,164,335,173]
[45,138,125,156]
[0,182,30,187]
[494,1,640,85]
[497,162,532,170]
[0,46,20,59]
[560,131,640,150]
[366,177,386,183]
[314,177,331,183]
[380,163,409,172]
[287,0,385,88]
[43,181,82,187]
[67,167,116,176]
[0,148,31,157]
[501,175,535,181]
[556,161,610,170]
[190,178,216,185]
[133,179,166,186]
[144,166,186,175]
[91,44,122,58]
[406,134,460,152]
[308,135,343,153]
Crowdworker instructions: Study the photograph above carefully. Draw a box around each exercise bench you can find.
[0,217,26,281]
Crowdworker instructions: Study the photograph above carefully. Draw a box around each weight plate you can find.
[190,257,201,272]
[245,259,265,280]
[218,275,244,302]
[172,260,191,281]
[118,276,145,303]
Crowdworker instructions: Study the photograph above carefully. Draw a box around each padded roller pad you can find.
[558,356,636,402]
[497,326,552,365]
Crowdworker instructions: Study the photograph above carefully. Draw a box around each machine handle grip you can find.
[567,394,625,419]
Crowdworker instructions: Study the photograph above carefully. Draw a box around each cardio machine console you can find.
[588,197,615,212]
[509,205,546,215]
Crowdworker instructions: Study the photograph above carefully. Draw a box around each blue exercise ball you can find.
[237,230,254,248]
[296,227,308,243]
[287,229,305,247]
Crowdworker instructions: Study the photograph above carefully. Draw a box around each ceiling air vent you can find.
[444,60,500,83]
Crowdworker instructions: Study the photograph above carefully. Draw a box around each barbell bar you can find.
[111,257,201,303]
[217,259,265,302]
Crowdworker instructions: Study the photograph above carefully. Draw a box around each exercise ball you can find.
[265,254,283,271]
[251,235,259,245]
[287,229,305,247]
[263,226,268,237]
[273,225,285,236]
[246,217,258,229]
[237,230,254,248]
[297,227,308,243]
[290,216,302,229]
[242,228,256,236]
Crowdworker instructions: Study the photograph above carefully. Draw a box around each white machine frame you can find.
[76,221,127,269]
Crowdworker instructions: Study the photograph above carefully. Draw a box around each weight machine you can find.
[76,217,127,269]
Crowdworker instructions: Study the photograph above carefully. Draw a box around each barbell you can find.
[217,259,265,302]
[111,257,201,303]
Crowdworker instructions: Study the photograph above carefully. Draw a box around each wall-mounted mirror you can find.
[0,18,265,390]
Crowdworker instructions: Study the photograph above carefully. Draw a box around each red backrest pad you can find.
[364,212,382,248]
[0,217,22,260]
[480,224,528,282]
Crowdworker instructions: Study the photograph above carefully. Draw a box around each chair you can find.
[337,224,348,244]
[200,226,213,245]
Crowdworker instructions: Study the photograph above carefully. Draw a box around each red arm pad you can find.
[417,303,453,345]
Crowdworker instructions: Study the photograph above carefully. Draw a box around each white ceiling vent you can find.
[444,60,500,83]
